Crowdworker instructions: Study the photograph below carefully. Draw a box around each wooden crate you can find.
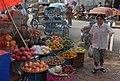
[63,53,85,68]
[71,52,85,68]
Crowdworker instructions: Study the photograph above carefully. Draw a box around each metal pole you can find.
[1,0,28,48]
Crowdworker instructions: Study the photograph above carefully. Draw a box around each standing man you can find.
[66,6,73,26]
[89,14,114,73]
[18,4,28,26]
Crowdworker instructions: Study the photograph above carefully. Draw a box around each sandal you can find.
[92,68,99,74]
[100,68,106,73]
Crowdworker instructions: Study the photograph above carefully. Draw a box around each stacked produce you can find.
[61,37,74,47]
[45,56,65,65]
[75,41,85,47]
[22,60,48,73]
[11,47,34,60]
[74,47,86,53]
[62,65,74,74]
[60,49,77,59]
[32,45,51,55]
[49,65,74,76]
[51,36,61,41]
[28,29,41,36]
[0,34,17,51]
[48,40,63,50]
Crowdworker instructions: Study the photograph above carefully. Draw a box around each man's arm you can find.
[107,25,114,37]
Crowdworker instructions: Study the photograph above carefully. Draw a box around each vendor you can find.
[13,24,32,48]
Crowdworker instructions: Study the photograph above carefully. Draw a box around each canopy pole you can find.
[1,0,28,48]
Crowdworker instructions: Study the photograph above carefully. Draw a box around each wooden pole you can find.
[1,0,28,48]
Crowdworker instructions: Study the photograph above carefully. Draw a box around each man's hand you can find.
[109,33,113,37]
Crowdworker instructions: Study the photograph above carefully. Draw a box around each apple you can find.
[31,68,36,72]
[21,56,26,60]
[22,51,28,56]
[24,62,29,67]
[27,68,32,72]
[13,49,19,53]
[19,47,25,52]
[35,62,40,67]
[16,56,21,60]
[29,48,34,52]
[19,52,23,56]
[39,64,43,68]
[28,62,33,67]
[25,48,30,51]
[27,55,31,59]
[40,68,44,72]
[21,67,25,70]
[36,67,40,72]
[11,54,15,58]
[32,66,36,69]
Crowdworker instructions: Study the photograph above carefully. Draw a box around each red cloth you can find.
[0,50,8,55]
[47,73,74,81]
[0,0,22,11]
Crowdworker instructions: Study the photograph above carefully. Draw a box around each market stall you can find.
[0,1,87,81]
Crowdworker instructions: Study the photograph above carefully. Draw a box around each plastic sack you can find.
[87,45,93,58]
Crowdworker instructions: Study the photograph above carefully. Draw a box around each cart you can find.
[31,3,69,36]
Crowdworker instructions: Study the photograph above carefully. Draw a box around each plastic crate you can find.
[0,50,10,81]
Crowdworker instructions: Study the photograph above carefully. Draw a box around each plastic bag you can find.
[87,45,93,58]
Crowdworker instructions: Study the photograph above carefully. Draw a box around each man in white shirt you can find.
[89,14,114,74]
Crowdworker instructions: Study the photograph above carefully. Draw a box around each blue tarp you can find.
[49,3,66,13]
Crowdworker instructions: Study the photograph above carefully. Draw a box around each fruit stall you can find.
[0,21,86,81]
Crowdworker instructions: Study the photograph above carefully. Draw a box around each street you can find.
[69,20,120,81]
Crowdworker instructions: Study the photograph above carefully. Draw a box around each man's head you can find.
[96,14,104,24]
[20,24,27,33]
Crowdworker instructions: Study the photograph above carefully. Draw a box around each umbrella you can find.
[0,0,22,11]
[89,7,113,17]
[0,0,28,47]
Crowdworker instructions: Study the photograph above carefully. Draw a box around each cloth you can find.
[92,48,105,63]
[21,8,28,16]
[89,23,113,49]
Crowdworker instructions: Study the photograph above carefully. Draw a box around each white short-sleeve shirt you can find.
[89,23,114,49]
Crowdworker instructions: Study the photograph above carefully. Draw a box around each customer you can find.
[66,6,73,26]
[89,14,114,73]
[14,24,32,48]
[97,2,103,7]
[18,4,28,25]
[80,4,85,16]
